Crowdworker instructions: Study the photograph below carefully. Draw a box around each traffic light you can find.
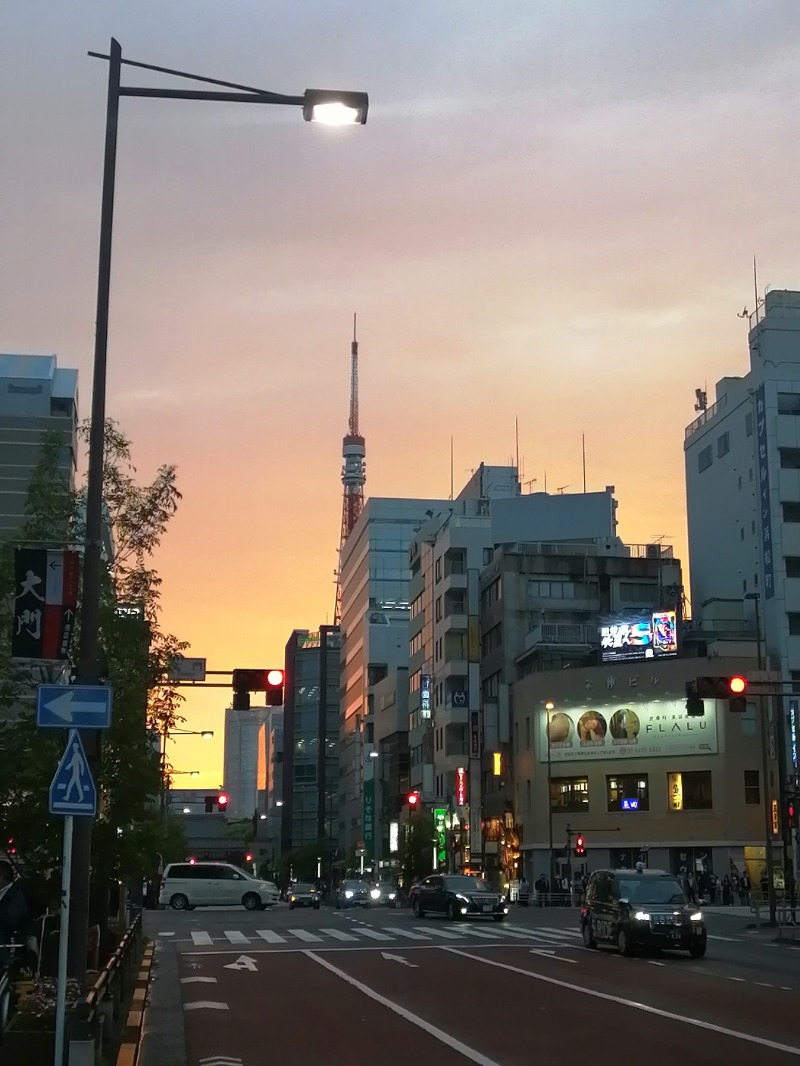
[574,834,586,857]
[245,852,253,863]
[266,669,285,707]
[6,838,15,856]
[217,792,229,810]
[407,791,421,810]
[691,676,749,713]
[788,796,799,830]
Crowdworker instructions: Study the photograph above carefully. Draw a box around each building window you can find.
[482,672,500,699]
[789,613,800,636]
[525,716,530,749]
[667,770,712,811]
[780,449,800,469]
[606,774,649,812]
[550,776,589,814]
[717,432,730,458]
[526,779,531,809]
[698,446,713,473]
[778,393,800,415]
[435,597,442,623]
[745,411,753,436]
[435,557,442,583]
[618,582,657,605]
[483,548,494,566]
[740,527,744,541]
[481,623,502,656]
[783,503,800,523]
[786,558,800,579]
[528,578,597,600]
[744,770,760,805]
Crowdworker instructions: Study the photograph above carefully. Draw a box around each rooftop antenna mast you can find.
[334,314,366,625]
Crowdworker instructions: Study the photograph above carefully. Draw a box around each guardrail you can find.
[68,912,144,1065]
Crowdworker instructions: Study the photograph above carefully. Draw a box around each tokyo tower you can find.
[334,314,366,625]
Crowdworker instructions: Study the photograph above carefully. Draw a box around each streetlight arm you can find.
[119,87,304,105]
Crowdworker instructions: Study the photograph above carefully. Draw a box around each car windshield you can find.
[444,875,492,893]
[343,881,366,890]
[294,884,314,892]
[618,877,687,904]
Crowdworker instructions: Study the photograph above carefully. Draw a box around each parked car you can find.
[335,880,370,909]
[289,883,321,910]
[368,880,398,907]
[580,868,707,958]
[159,862,280,911]
[409,874,508,921]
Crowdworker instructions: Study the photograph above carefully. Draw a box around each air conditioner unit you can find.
[646,544,660,559]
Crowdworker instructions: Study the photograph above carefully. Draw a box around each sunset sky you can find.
[4,1,800,786]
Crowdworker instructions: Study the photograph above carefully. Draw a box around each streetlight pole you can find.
[68,38,368,981]
[747,592,778,924]
[545,702,555,895]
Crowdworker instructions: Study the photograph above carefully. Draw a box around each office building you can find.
[281,627,340,871]
[337,496,452,858]
[222,704,270,818]
[684,288,800,879]
[0,354,78,535]
[372,666,410,870]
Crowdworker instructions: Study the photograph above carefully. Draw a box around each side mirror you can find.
[619,897,629,905]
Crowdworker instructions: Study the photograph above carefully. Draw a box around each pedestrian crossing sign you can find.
[49,728,96,816]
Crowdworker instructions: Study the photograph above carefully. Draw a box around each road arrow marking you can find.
[381,952,418,968]
[200,1057,243,1066]
[223,955,258,972]
[44,690,109,723]
[183,1002,229,1011]
[530,949,577,964]
[181,976,217,984]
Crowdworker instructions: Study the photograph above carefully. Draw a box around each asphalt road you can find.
[140,901,800,1066]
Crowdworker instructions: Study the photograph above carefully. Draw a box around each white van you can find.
[159,861,280,911]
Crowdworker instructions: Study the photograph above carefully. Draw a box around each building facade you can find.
[0,354,78,535]
[281,627,340,872]
[337,496,452,858]
[222,704,270,818]
[684,288,800,881]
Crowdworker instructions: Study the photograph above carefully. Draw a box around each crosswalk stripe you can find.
[355,927,395,941]
[504,927,574,941]
[320,928,359,942]
[256,929,286,944]
[383,927,431,941]
[191,931,213,946]
[413,925,465,939]
[537,927,582,938]
[458,927,503,939]
[224,931,250,945]
[287,928,323,942]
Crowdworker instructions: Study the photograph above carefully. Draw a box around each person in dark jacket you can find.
[0,861,28,949]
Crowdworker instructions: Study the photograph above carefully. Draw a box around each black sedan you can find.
[335,880,370,909]
[288,883,320,910]
[409,874,508,921]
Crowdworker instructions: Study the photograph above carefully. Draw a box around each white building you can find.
[223,704,271,817]
[684,289,800,878]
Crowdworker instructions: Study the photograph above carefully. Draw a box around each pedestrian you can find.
[534,874,547,907]
[518,875,530,907]
[0,861,28,952]
[685,872,697,905]
[721,875,731,906]
[740,871,751,906]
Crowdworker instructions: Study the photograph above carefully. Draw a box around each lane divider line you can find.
[304,950,502,1066]
[443,947,800,1057]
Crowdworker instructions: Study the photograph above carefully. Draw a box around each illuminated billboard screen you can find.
[599,610,678,664]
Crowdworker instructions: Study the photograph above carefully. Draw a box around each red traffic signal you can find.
[407,791,420,809]
[217,793,229,809]
[729,676,747,695]
[574,834,586,857]
[266,669,285,707]
[245,852,253,863]
[788,798,798,830]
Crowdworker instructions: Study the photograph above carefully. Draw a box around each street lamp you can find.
[68,43,368,981]
[545,702,555,893]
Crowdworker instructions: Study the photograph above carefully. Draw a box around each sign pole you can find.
[54,814,74,1066]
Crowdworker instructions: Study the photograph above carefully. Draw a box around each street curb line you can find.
[116,941,155,1066]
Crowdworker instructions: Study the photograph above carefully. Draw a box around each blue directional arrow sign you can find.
[37,685,112,729]
[49,730,96,817]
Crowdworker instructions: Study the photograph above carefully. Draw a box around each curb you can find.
[116,940,155,1066]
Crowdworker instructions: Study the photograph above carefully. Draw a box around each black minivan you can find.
[580,868,707,958]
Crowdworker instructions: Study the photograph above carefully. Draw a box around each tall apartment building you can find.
[0,354,78,534]
[338,496,452,857]
[281,627,340,871]
[480,537,683,880]
[407,472,619,873]
[222,704,270,817]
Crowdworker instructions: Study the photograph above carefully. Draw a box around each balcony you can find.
[782,524,800,558]
[523,623,596,654]
[784,579,800,613]
[779,468,800,502]
[777,415,800,450]
[441,612,468,634]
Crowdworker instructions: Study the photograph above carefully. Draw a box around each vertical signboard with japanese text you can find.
[755,385,775,599]
[420,674,432,719]
[455,766,467,806]
[12,549,79,659]
[363,777,374,861]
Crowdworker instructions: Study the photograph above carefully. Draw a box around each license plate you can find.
[482,903,492,911]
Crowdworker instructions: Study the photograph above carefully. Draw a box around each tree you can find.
[0,422,188,939]
[399,811,435,886]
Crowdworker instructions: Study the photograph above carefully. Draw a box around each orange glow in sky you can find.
[5,3,800,784]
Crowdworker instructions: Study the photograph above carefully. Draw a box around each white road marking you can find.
[383,927,431,941]
[320,928,359,942]
[287,928,323,942]
[183,1001,229,1011]
[158,931,176,937]
[648,960,666,967]
[224,955,258,971]
[191,932,213,946]
[529,949,578,964]
[181,976,217,984]
[381,952,417,967]
[445,948,800,1057]
[536,926,582,938]
[355,927,394,941]
[223,931,250,945]
[413,926,465,939]
[305,952,502,1066]
[256,929,286,944]
[708,934,740,942]
[458,928,503,939]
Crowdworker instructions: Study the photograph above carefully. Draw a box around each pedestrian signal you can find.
[574,834,586,857]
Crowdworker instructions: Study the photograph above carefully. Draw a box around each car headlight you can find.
[388,892,396,899]
[370,888,381,900]
[690,912,703,922]
[345,890,354,899]
[290,895,296,901]
[634,911,650,921]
